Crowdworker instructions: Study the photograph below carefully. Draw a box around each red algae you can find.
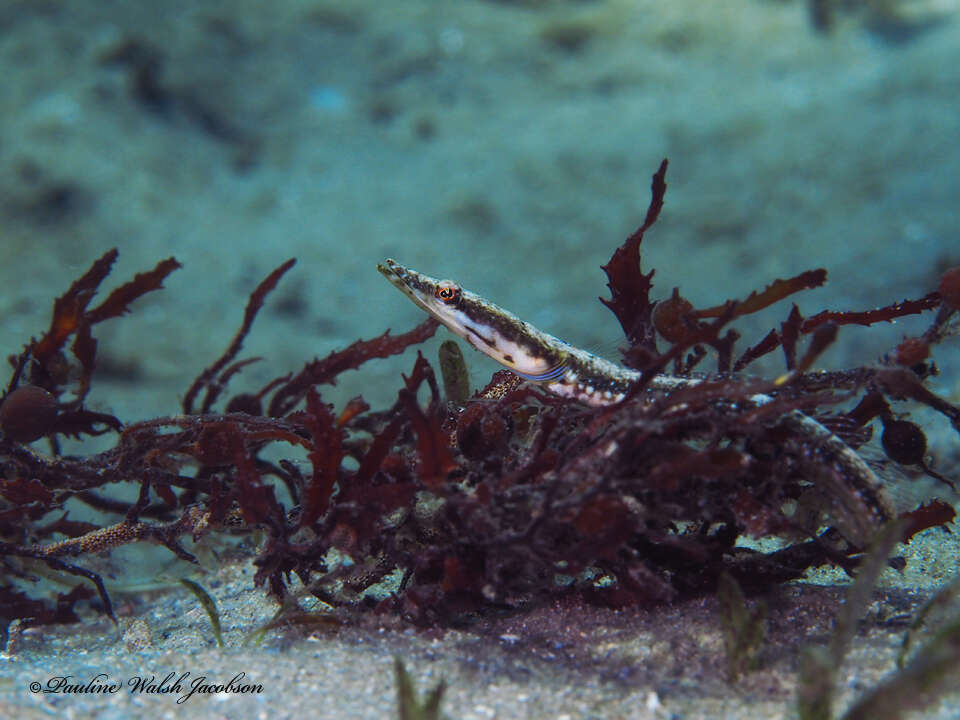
[2,163,958,632]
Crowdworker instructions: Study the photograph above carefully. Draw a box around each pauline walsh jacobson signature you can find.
[31,671,263,704]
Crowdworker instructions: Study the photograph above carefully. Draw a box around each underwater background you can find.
[3,0,959,421]
[1,2,959,719]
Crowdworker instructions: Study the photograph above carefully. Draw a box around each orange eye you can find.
[435,283,460,304]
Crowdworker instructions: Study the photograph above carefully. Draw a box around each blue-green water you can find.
[3,0,958,418]
[2,2,958,718]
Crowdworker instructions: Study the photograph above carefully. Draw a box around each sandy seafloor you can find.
[1,0,960,718]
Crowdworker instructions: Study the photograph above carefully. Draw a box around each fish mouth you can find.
[377,259,431,309]
[376,258,401,280]
[377,259,413,291]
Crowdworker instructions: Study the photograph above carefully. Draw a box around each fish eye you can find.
[435,282,461,304]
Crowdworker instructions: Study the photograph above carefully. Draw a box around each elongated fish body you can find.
[377,258,895,535]
[377,259,640,405]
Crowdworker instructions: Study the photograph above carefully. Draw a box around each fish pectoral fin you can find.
[511,363,567,383]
